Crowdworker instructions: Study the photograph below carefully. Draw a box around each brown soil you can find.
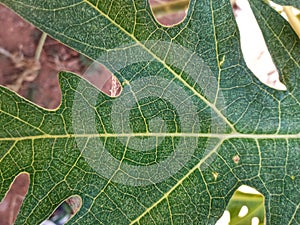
[0,4,90,110]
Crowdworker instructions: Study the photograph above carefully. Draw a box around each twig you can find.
[34,32,47,62]
[0,47,14,60]
[0,32,47,92]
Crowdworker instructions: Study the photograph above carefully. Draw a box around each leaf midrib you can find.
[1,132,300,142]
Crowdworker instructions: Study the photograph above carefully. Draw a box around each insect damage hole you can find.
[238,205,248,217]
[40,195,82,225]
[149,0,190,27]
[233,155,240,164]
[252,217,260,225]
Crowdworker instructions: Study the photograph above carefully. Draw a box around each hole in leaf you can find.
[216,185,266,225]
[252,217,260,225]
[40,195,82,225]
[149,0,190,27]
[0,172,30,225]
[232,0,287,91]
[232,155,240,164]
[238,205,248,218]
[83,62,121,97]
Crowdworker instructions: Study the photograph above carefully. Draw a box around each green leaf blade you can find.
[0,0,299,224]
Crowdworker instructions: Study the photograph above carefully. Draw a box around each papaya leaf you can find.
[0,0,299,224]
